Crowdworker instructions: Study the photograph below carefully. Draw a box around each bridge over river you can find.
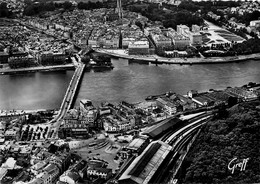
[47,56,85,139]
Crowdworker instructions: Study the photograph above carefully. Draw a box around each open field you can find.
[202,20,245,45]
[214,30,231,34]
[214,28,244,42]
[201,33,211,43]
[218,33,244,42]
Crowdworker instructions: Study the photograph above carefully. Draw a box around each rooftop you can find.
[118,140,172,184]
[126,137,147,151]
[0,52,8,56]
[66,171,81,181]
[128,41,149,48]
[143,117,181,138]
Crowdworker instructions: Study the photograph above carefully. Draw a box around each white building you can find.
[37,173,52,184]
[122,38,135,48]
[190,33,202,45]
[4,129,18,140]
[88,37,99,48]
[128,41,149,55]
[3,157,16,169]
[172,35,190,50]
[177,25,190,36]
[156,98,178,115]
[59,171,80,184]
[152,34,172,48]
[80,99,97,124]
[250,20,260,27]
[167,29,190,50]
[192,24,201,33]
[87,167,112,180]
[31,161,48,175]
[103,115,133,133]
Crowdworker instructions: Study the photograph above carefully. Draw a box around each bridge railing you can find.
[47,64,85,139]
[58,66,79,117]
[66,64,85,115]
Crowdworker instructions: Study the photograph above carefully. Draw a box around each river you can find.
[0,59,259,110]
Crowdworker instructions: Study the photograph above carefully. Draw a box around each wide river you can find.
[0,58,259,110]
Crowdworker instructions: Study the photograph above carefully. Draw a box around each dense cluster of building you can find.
[121,23,202,56]
[107,84,260,184]
[100,102,138,133]
[149,85,259,116]
[210,1,260,37]
[0,116,25,144]
[58,84,260,136]
[0,23,71,68]
[133,0,182,6]
[58,100,98,139]
[0,81,259,184]
[1,0,259,68]
[224,1,260,16]
[16,7,205,58]
[0,138,114,184]
[188,85,259,107]
[21,9,149,50]
[4,0,255,66]
[0,0,259,183]
[145,25,202,50]
[0,110,117,184]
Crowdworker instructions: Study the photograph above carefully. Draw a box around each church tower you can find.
[116,0,123,19]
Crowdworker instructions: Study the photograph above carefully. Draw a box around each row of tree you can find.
[129,3,203,30]
[77,2,106,10]
[178,1,260,38]
[162,11,203,30]
[23,1,73,16]
[198,37,260,57]
[23,0,114,16]
[155,45,200,58]
[232,38,260,55]
[0,3,13,17]
[178,0,241,14]
[20,125,49,141]
[227,10,260,26]
[8,57,37,69]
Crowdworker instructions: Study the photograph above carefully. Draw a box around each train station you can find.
[118,140,172,184]
[143,117,182,139]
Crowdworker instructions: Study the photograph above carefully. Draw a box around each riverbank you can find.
[0,109,58,116]
[0,64,75,75]
[95,49,260,64]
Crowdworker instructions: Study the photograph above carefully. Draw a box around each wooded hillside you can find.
[181,101,260,184]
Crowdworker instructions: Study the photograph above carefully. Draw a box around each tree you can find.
[228,96,238,107]
[23,5,36,16]
[78,2,87,10]
[63,1,72,10]
[44,126,48,133]
[179,1,200,12]
[182,101,260,183]
[44,2,55,11]
[37,132,41,139]
[135,21,143,30]
[81,55,90,64]
[0,2,12,17]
